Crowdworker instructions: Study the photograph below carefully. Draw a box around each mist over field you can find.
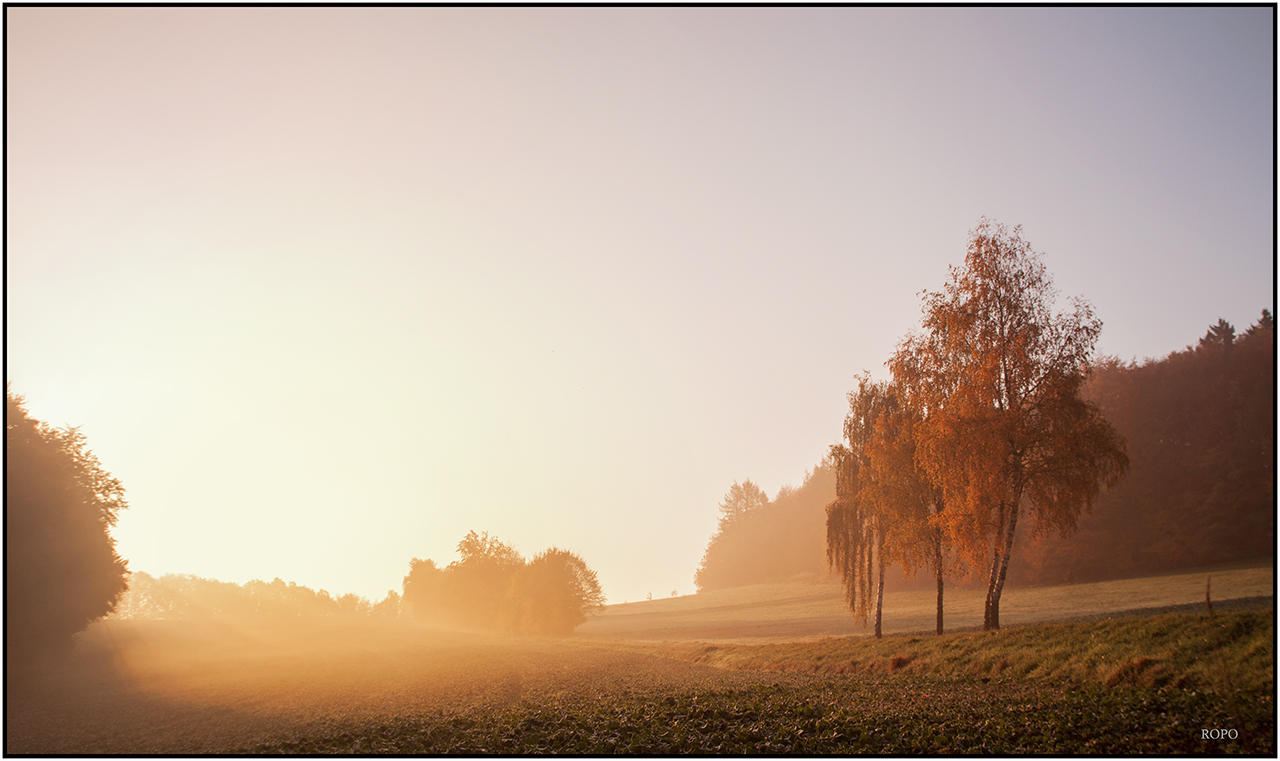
[7,566,1274,754]
[6,6,1274,756]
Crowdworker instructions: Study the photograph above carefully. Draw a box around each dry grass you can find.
[583,608,1273,693]
[578,563,1273,642]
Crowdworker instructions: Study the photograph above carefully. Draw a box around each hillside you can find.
[581,563,1273,642]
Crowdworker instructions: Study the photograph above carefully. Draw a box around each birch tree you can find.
[825,441,874,631]
[826,375,893,638]
[889,219,1128,630]
[865,405,954,634]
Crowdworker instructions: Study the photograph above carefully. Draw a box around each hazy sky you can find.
[7,7,1273,605]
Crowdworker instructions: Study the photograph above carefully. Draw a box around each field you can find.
[6,564,1274,755]
[578,563,1275,641]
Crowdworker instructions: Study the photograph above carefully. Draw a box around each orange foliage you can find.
[889,219,1127,629]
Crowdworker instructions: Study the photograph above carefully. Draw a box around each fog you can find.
[6,7,1272,754]
[10,563,1272,753]
[7,614,785,754]
[8,6,1271,607]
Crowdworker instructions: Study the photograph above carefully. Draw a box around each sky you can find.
[6,7,1274,606]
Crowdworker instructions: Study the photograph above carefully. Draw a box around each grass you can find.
[583,608,1273,693]
[578,563,1274,641]
[7,565,1274,755]
[243,608,1275,754]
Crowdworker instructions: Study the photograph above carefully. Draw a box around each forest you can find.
[695,309,1274,595]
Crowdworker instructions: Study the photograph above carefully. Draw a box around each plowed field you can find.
[6,564,1273,755]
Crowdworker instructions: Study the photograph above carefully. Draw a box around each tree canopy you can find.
[514,548,607,636]
[402,531,605,637]
[717,480,769,526]
[826,375,893,635]
[889,219,1128,629]
[6,389,130,668]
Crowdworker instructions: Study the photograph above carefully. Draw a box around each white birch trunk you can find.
[987,503,1020,630]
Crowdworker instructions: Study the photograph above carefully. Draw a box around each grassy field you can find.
[583,608,1274,691]
[578,563,1274,641]
[5,563,1274,755]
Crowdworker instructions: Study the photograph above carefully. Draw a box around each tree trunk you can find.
[983,545,1002,630]
[934,528,944,636]
[874,529,885,639]
[863,531,874,624]
[986,503,1021,631]
[983,507,1006,630]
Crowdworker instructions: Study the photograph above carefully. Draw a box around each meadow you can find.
[577,563,1274,641]
[5,564,1273,755]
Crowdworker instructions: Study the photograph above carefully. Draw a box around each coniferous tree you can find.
[694,466,836,592]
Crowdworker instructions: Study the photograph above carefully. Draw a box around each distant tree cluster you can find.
[401,531,606,637]
[694,468,835,593]
[7,389,130,668]
[112,571,402,620]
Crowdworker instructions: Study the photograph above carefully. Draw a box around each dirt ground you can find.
[6,564,1273,754]
[5,619,807,754]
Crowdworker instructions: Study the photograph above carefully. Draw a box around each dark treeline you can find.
[694,310,1274,595]
[1009,310,1275,584]
[112,572,401,620]
[402,531,606,637]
